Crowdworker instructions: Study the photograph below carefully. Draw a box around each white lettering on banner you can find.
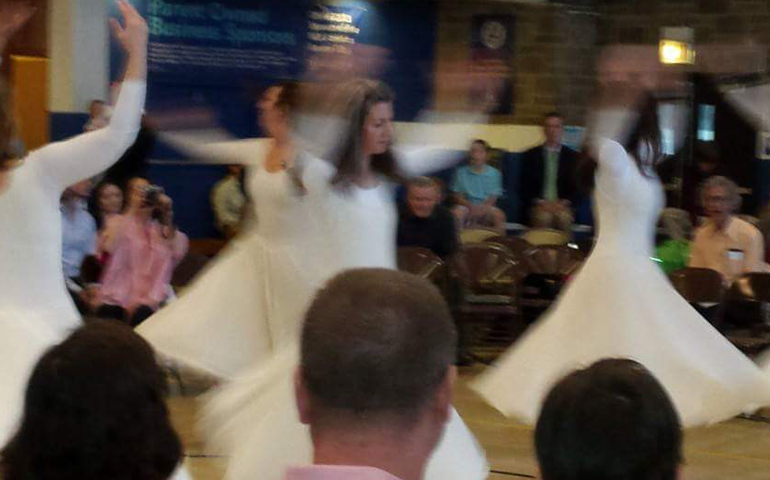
[148,43,296,71]
[309,11,353,23]
[308,22,360,34]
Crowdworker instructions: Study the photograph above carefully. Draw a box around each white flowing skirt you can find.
[472,252,770,427]
[0,311,60,444]
[137,230,321,379]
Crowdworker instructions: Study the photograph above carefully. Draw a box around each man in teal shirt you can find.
[451,139,506,233]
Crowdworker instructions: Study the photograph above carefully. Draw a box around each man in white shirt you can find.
[288,269,458,480]
[689,175,765,285]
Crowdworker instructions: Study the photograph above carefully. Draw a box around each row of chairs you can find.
[460,227,573,248]
[397,236,587,360]
[400,240,770,360]
[669,267,770,354]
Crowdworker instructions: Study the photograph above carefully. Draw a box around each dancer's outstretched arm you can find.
[394,112,486,177]
[33,0,147,191]
[160,132,267,166]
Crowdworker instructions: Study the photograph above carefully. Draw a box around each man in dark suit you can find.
[520,112,579,232]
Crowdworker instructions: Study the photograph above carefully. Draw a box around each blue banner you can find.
[111,1,436,126]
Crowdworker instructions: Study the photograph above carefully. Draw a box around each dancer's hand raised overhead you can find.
[110,0,148,80]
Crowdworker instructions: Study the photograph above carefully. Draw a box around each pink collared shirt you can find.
[98,214,188,311]
[284,465,403,480]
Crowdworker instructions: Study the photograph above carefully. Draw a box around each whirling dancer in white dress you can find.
[135,82,338,379]
[194,79,490,480]
[471,93,770,427]
[0,0,148,443]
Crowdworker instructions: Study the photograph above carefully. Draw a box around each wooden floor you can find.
[167,366,770,480]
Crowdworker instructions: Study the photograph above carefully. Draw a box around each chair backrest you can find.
[658,208,693,241]
[669,267,724,303]
[451,243,527,294]
[188,238,228,257]
[523,245,584,276]
[484,235,531,259]
[522,228,570,246]
[727,272,770,302]
[460,228,501,244]
[171,253,210,288]
[396,247,445,281]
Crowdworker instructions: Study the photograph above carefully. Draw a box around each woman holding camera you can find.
[95,177,188,326]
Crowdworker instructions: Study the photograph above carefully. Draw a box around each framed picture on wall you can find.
[471,14,515,115]
[757,132,770,160]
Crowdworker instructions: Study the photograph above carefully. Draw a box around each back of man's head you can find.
[535,358,682,480]
[298,268,457,432]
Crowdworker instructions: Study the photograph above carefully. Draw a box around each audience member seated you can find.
[290,268,457,480]
[520,112,578,232]
[1,321,184,480]
[90,180,125,231]
[451,139,505,234]
[398,176,459,260]
[61,179,98,314]
[96,177,188,326]
[83,99,112,132]
[535,358,681,480]
[689,176,765,285]
[211,165,247,238]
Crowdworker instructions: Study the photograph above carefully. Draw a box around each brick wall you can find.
[434,1,600,125]
[433,0,770,127]
[598,0,770,71]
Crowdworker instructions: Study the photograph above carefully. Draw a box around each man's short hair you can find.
[535,358,682,480]
[700,175,742,212]
[471,139,490,151]
[407,176,437,191]
[544,111,563,122]
[301,268,457,424]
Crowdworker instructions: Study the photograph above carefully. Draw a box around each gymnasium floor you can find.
[167,366,770,480]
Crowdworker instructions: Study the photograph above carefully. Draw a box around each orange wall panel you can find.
[10,56,49,151]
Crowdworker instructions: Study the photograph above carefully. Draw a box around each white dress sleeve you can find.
[594,137,632,202]
[32,80,146,191]
[393,145,466,177]
[393,110,487,177]
[160,132,268,166]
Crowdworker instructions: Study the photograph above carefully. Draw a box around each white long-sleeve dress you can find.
[199,150,488,480]
[471,138,770,427]
[0,80,146,443]
[135,140,330,378]
[132,131,488,480]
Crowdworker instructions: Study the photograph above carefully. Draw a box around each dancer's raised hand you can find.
[110,0,148,80]
[0,1,35,54]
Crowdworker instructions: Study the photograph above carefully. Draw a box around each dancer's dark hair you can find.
[269,80,307,195]
[328,79,404,190]
[578,93,662,193]
[1,321,182,480]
